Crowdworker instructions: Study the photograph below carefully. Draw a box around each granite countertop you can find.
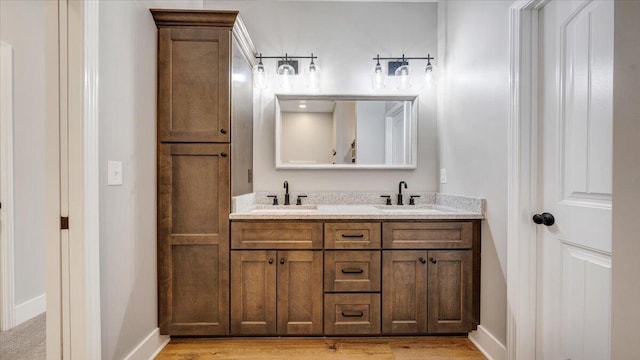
[229,192,485,220]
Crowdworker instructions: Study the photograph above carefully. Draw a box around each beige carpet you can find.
[0,313,46,360]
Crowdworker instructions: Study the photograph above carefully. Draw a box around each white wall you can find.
[281,112,334,164]
[438,0,511,346]
[205,0,439,192]
[97,0,202,359]
[0,0,46,311]
[611,1,640,358]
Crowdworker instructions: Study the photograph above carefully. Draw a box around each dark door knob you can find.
[532,212,555,226]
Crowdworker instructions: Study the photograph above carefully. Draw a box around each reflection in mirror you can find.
[276,95,417,169]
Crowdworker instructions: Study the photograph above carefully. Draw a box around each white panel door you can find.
[538,1,613,359]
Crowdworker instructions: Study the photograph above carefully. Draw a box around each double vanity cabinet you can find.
[151,9,482,338]
[229,219,480,336]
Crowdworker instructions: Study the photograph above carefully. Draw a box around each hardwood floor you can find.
[155,337,487,359]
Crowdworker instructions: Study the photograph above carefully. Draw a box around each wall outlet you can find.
[440,168,447,184]
[107,161,123,186]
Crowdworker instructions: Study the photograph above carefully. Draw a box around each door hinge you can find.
[61,216,69,230]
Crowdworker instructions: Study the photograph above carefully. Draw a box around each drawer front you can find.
[231,222,323,249]
[382,222,473,249]
[324,294,381,335]
[324,222,381,249]
[324,251,381,292]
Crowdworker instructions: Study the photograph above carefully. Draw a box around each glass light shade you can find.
[277,63,295,89]
[252,63,268,89]
[395,64,411,90]
[371,63,386,90]
[424,64,436,89]
[307,62,320,90]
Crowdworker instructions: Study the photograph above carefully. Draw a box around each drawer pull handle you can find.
[429,257,437,264]
[419,257,427,264]
[341,234,364,238]
[341,268,364,274]
[280,258,286,265]
[268,258,274,264]
[342,311,364,317]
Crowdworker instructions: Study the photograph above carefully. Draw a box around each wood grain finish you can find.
[324,251,381,292]
[151,9,238,28]
[381,251,428,335]
[277,251,324,335]
[231,222,323,249]
[325,222,381,249]
[382,222,473,249]
[158,143,230,335]
[230,250,277,335]
[158,27,230,143]
[324,294,381,335]
[427,250,473,333]
[155,337,487,359]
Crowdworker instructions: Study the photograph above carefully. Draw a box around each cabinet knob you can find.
[220,152,228,158]
[268,258,273,264]
[419,257,427,264]
[220,128,227,134]
[429,257,437,264]
[280,258,286,265]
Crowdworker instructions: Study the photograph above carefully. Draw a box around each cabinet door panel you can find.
[231,222,323,249]
[158,27,230,142]
[383,222,473,249]
[231,250,277,335]
[158,143,229,335]
[427,250,473,333]
[277,251,323,335]
[381,251,428,334]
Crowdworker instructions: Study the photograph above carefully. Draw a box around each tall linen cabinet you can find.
[152,9,255,336]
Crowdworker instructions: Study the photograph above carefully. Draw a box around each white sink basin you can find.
[374,205,442,213]
[250,205,318,213]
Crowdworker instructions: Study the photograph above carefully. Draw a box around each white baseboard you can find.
[123,327,170,360]
[469,325,506,360]
[14,293,46,327]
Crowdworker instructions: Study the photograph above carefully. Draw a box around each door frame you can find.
[0,41,16,332]
[506,0,547,359]
[44,0,101,358]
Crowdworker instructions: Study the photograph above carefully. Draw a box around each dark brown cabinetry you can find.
[230,222,323,336]
[230,250,323,335]
[381,221,480,335]
[153,9,253,336]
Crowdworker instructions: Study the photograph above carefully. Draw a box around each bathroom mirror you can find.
[275,95,418,169]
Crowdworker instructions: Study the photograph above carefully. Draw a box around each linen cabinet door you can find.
[231,250,277,335]
[277,251,323,335]
[158,143,230,335]
[158,27,231,143]
[427,250,473,333]
[382,250,428,335]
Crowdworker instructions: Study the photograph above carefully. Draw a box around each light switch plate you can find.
[108,161,123,186]
[440,168,447,184]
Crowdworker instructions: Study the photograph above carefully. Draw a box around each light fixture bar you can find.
[256,53,318,60]
[372,54,434,61]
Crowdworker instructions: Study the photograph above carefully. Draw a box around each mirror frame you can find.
[275,94,419,169]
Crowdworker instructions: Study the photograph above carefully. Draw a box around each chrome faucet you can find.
[283,180,290,205]
[397,181,407,205]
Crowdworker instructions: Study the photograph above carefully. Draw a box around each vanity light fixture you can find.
[371,54,436,91]
[253,53,320,90]
[371,55,386,90]
[252,54,268,89]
